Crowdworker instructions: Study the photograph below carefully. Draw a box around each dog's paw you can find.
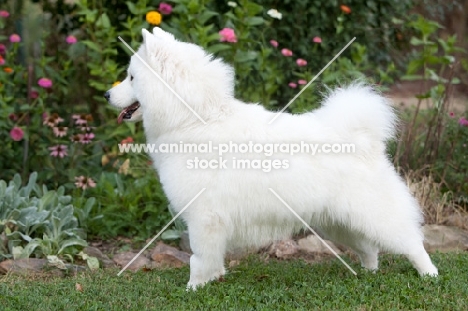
[186,280,206,291]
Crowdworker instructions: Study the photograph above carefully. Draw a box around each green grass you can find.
[1,253,467,310]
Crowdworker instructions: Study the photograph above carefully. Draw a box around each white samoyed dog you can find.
[105,28,438,289]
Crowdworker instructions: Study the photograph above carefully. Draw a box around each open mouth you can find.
[117,102,140,124]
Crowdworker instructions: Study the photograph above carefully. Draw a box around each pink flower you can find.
[281,48,293,57]
[121,137,134,145]
[53,126,68,137]
[43,113,64,127]
[288,82,297,88]
[75,176,96,190]
[0,10,9,18]
[296,58,307,66]
[219,28,237,43]
[9,34,21,43]
[313,36,322,43]
[80,132,95,144]
[80,125,94,132]
[8,113,18,121]
[298,79,307,85]
[49,145,68,158]
[159,2,173,15]
[459,117,468,127]
[0,56,4,66]
[72,114,92,125]
[66,35,77,44]
[29,90,39,99]
[0,44,6,55]
[38,78,53,88]
[448,112,454,118]
[270,40,278,48]
[10,127,24,141]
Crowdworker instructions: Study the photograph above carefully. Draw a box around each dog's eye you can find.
[130,75,134,81]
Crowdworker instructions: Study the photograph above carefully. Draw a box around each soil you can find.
[386,81,467,112]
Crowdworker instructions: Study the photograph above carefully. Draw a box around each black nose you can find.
[104,91,110,101]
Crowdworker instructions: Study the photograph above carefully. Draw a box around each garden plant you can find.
[0,0,467,309]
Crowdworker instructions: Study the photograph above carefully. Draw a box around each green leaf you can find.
[86,256,100,270]
[198,11,218,25]
[245,17,264,26]
[234,51,258,63]
[161,229,182,240]
[126,1,137,14]
[207,44,231,54]
[47,255,67,269]
[98,13,111,29]
[82,40,102,52]
[12,246,27,260]
[409,37,425,46]
[57,238,88,255]
[401,75,424,81]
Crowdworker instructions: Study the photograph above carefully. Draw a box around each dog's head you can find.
[104,28,235,126]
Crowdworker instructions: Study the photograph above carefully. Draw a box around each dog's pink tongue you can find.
[117,102,140,124]
[117,110,126,124]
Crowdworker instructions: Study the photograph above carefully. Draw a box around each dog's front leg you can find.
[185,213,228,290]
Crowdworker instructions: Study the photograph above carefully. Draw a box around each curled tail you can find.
[319,84,397,143]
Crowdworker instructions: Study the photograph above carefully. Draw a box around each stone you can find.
[83,246,115,268]
[268,239,299,258]
[445,214,468,230]
[423,224,468,253]
[0,258,48,275]
[0,258,87,276]
[297,235,342,255]
[150,242,190,268]
[112,252,151,271]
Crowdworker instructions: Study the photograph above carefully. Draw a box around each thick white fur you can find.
[106,28,438,289]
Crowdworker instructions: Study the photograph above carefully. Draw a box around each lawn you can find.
[1,253,467,310]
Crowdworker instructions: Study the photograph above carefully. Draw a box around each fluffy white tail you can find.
[319,84,397,143]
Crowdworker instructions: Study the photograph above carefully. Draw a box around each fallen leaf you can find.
[47,255,66,270]
[75,283,83,292]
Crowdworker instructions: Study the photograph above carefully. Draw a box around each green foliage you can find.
[81,172,170,239]
[0,172,92,261]
[1,1,465,240]
[160,205,187,241]
[160,0,402,112]
[393,15,467,200]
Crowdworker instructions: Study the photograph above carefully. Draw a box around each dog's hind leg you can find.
[403,241,439,276]
[354,244,379,271]
[185,212,228,290]
[321,226,379,271]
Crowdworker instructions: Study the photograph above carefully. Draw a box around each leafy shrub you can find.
[0,172,93,261]
[392,15,468,202]
[80,172,170,239]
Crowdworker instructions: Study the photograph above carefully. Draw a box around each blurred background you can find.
[0,0,466,260]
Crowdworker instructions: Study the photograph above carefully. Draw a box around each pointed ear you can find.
[142,28,153,45]
[152,27,175,40]
[142,28,158,55]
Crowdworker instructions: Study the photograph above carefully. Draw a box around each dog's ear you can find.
[142,28,155,45]
[142,28,158,55]
[152,27,175,40]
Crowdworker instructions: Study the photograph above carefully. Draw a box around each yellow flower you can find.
[112,81,121,87]
[146,11,162,25]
